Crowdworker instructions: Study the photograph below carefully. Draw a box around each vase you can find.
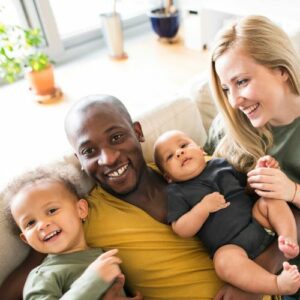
[100,12,126,59]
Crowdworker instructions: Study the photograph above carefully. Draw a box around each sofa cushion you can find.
[182,73,218,134]
[135,96,207,163]
[0,203,29,285]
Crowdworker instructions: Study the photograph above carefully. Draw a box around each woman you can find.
[210,15,300,299]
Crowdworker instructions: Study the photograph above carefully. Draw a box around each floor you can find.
[0,30,209,189]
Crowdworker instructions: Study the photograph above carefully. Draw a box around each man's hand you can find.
[201,192,230,213]
[214,284,263,300]
[101,274,143,300]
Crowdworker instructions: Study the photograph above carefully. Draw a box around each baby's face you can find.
[11,181,88,254]
[156,131,206,182]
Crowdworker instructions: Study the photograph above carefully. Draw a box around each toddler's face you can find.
[11,181,88,254]
[156,131,206,182]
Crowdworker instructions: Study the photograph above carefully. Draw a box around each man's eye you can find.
[48,208,58,215]
[112,133,124,143]
[82,148,95,156]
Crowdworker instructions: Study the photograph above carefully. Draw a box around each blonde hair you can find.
[210,15,300,172]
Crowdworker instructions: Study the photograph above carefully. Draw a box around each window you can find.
[1,0,151,63]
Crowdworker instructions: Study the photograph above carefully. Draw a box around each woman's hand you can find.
[247,167,296,202]
[214,284,263,300]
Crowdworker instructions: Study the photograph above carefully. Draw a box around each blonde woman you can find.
[210,15,300,300]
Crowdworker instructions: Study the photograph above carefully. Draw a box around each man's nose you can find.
[98,147,120,165]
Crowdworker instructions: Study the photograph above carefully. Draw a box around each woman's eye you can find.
[237,78,248,87]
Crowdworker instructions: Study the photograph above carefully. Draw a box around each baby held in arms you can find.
[153,129,300,295]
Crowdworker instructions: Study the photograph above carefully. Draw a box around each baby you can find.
[154,129,300,296]
[3,166,125,299]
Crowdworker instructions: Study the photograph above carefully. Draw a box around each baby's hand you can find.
[201,192,230,213]
[256,155,279,169]
[88,249,122,283]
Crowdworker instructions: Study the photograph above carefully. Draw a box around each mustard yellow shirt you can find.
[84,185,223,300]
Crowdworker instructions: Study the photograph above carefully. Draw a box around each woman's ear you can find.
[278,67,289,81]
[77,199,89,220]
[133,121,145,142]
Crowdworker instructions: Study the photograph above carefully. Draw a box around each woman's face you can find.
[215,46,289,127]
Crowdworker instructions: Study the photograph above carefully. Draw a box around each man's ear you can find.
[133,121,145,142]
[20,233,28,244]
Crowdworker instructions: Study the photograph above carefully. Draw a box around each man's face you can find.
[68,104,146,195]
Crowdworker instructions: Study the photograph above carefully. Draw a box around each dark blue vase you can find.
[148,8,180,39]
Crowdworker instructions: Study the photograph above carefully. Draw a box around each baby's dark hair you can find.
[2,161,86,235]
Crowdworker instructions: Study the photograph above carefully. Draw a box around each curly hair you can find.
[1,157,94,235]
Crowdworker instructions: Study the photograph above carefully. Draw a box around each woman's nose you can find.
[228,90,244,109]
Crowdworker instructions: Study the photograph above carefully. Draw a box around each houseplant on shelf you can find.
[0,23,61,103]
[148,0,180,42]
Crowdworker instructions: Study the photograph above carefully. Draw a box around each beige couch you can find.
[0,75,218,286]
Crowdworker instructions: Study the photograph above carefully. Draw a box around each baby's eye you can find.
[166,154,173,161]
[48,208,58,215]
[180,143,188,148]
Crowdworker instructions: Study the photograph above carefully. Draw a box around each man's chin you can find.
[100,182,138,197]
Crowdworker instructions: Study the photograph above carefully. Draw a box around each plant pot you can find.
[148,8,180,39]
[26,64,55,96]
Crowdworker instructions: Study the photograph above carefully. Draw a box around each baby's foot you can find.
[277,262,300,295]
[278,235,299,259]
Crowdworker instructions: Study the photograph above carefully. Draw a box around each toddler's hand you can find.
[256,155,279,169]
[201,192,230,213]
[88,249,122,283]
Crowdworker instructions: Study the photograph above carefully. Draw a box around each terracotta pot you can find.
[26,64,55,96]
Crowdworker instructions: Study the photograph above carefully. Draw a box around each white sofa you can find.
[0,75,218,286]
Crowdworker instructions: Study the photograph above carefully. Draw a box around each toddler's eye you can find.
[181,143,187,148]
[26,220,35,228]
[48,208,58,215]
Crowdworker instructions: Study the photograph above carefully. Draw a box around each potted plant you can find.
[148,0,180,41]
[0,23,58,99]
